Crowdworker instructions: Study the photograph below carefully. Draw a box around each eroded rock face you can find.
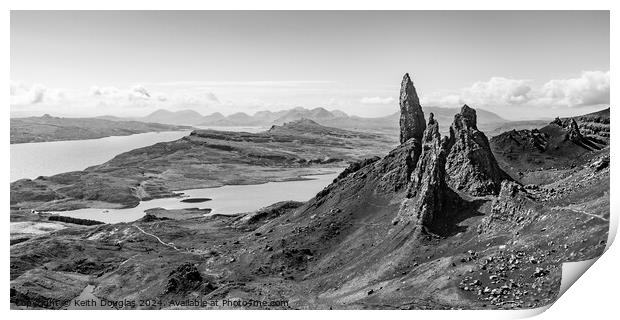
[446,105,508,196]
[551,108,609,144]
[566,119,583,142]
[393,114,450,228]
[477,181,538,236]
[164,263,215,295]
[399,73,426,144]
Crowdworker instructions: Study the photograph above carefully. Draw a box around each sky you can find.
[10,11,610,120]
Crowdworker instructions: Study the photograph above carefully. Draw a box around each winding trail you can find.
[551,206,609,222]
[133,225,181,251]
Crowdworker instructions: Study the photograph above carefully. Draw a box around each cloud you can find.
[360,96,396,105]
[538,71,609,107]
[425,71,609,109]
[89,85,157,102]
[465,77,532,105]
[149,80,336,88]
[167,91,221,107]
[205,92,220,103]
[10,81,66,105]
[130,85,151,99]
[89,86,122,97]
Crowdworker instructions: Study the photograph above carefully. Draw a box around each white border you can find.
[3,1,617,320]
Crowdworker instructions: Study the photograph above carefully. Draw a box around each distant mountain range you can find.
[99,106,511,133]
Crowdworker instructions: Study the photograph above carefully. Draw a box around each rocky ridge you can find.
[491,108,610,184]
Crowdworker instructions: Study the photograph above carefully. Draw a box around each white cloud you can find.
[89,85,155,101]
[89,86,122,97]
[130,85,151,99]
[11,71,609,118]
[360,96,396,105]
[205,92,220,103]
[10,81,66,105]
[465,77,532,105]
[538,71,609,107]
[149,80,336,88]
[425,71,609,109]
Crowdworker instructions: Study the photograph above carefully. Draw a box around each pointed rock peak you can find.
[423,114,441,143]
[399,73,426,144]
[569,118,580,130]
[566,118,584,142]
[454,104,478,130]
[393,116,450,229]
[446,105,509,196]
[400,73,417,102]
[461,104,472,111]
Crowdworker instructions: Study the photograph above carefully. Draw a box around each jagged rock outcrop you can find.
[551,108,610,144]
[446,105,508,196]
[477,181,539,236]
[399,73,426,144]
[565,119,583,142]
[163,263,216,295]
[393,113,450,228]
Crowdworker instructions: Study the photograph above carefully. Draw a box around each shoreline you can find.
[10,129,194,145]
[12,171,342,228]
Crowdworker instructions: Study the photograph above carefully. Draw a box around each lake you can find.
[11,127,338,224]
[10,126,269,181]
[51,172,338,224]
[10,131,191,181]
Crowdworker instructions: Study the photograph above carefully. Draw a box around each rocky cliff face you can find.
[399,73,426,144]
[393,114,450,229]
[446,105,509,196]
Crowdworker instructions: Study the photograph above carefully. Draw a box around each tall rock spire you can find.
[393,113,450,229]
[445,105,509,196]
[399,73,426,144]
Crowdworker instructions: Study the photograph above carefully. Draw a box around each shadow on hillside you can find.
[429,189,487,238]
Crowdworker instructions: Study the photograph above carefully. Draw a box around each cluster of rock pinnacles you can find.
[394,73,510,230]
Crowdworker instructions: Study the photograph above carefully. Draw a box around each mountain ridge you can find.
[90,106,508,129]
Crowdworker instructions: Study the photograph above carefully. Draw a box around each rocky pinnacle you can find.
[399,73,426,144]
[566,118,584,142]
[393,113,449,228]
[446,105,508,196]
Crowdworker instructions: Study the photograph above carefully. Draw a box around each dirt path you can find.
[551,206,609,222]
[133,225,182,251]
